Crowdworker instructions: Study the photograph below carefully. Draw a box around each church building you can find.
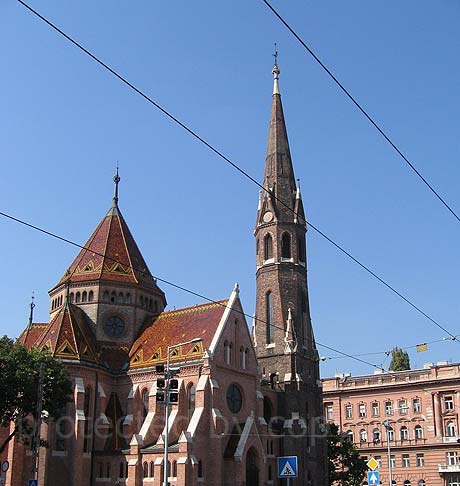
[3,63,325,486]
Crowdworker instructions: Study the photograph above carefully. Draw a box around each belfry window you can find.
[281,233,291,259]
[264,234,273,260]
[76,292,81,303]
[266,291,274,343]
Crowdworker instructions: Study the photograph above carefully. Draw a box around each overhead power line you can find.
[0,208,384,372]
[260,0,460,224]
[13,0,458,342]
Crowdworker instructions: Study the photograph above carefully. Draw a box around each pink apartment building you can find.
[323,362,460,486]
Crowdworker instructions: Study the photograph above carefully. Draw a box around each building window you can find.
[446,420,456,437]
[143,462,148,478]
[264,234,273,260]
[82,291,87,302]
[76,292,81,303]
[83,386,92,452]
[448,477,460,486]
[172,461,177,477]
[359,404,366,418]
[372,402,379,417]
[281,233,291,259]
[373,428,381,443]
[198,460,203,478]
[400,426,409,440]
[326,404,333,421]
[345,404,353,419]
[445,396,454,411]
[385,401,393,416]
[125,293,131,304]
[416,453,424,467]
[418,481,426,486]
[414,425,423,439]
[402,454,410,468]
[346,430,354,442]
[413,398,421,413]
[188,383,196,420]
[359,429,367,442]
[142,388,149,418]
[298,238,305,262]
[268,465,272,481]
[103,290,109,301]
[55,406,67,451]
[149,461,154,477]
[240,347,247,369]
[119,462,124,479]
[390,455,395,468]
[399,399,408,415]
[266,291,274,344]
[375,456,382,468]
[447,452,459,466]
[404,481,411,486]
[388,428,395,441]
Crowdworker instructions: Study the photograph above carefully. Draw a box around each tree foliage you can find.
[0,336,73,453]
[326,422,368,486]
[389,346,410,371]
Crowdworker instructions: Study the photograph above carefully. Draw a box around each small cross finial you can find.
[28,292,35,327]
[113,163,120,206]
[273,43,278,67]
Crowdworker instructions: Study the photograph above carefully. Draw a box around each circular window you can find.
[104,316,125,337]
[226,384,243,413]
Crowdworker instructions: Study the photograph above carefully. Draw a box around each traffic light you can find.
[156,391,165,402]
[170,391,179,403]
[155,364,165,374]
[170,379,179,390]
[157,378,165,389]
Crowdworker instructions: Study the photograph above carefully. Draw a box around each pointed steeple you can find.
[113,164,120,208]
[263,59,297,220]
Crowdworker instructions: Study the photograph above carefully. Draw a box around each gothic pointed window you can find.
[266,291,274,343]
[76,292,81,303]
[103,291,109,301]
[149,461,154,477]
[69,292,74,303]
[188,383,196,420]
[82,291,87,302]
[281,233,291,259]
[126,293,131,304]
[83,386,92,452]
[143,462,148,478]
[264,234,273,260]
[142,388,149,418]
[88,290,94,302]
[298,237,305,263]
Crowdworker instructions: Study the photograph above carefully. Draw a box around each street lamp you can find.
[162,337,202,486]
[383,420,393,486]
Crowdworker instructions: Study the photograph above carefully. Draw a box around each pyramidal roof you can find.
[55,172,158,291]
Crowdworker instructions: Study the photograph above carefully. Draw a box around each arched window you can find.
[244,348,249,369]
[118,292,124,303]
[266,291,274,343]
[149,461,154,477]
[60,295,63,306]
[400,426,409,440]
[167,461,171,478]
[172,460,177,477]
[70,292,75,303]
[51,300,55,310]
[418,481,426,486]
[143,461,148,478]
[446,420,456,437]
[154,300,159,312]
[359,429,367,442]
[119,462,124,479]
[404,481,411,486]
[373,428,381,443]
[111,291,116,303]
[83,386,92,452]
[346,430,354,442]
[198,460,203,478]
[125,293,131,304]
[149,299,153,309]
[281,232,291,258]
[82,291,87,302]
[240,346,246,369]
[224,341,232,365]
[142,388,149,418]
[188,383,196,420]
[103,291,109,301]
[414,425,423,439]
[298,237,305,262]
[88,290,94,302]
[264,234,273,260]
[76,292,81,303]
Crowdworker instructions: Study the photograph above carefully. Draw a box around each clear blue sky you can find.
[1,0,459,377]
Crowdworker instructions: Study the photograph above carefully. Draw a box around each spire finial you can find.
[272,43,280,95]
[28,292,35,328]
[113,163,120,207]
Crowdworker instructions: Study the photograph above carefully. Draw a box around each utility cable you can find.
[260,0,460,224]
[13,0,458,341]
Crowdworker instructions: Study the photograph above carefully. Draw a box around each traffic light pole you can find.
[163,345,171,486]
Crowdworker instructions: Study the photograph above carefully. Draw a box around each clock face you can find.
[263,211,273,223]
[226,384,243,414]
[103,316,125,338]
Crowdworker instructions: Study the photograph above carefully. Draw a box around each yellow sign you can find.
[367,457,379,471]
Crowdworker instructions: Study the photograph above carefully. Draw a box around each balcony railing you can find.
[443,436,460,443]
[356,438,427,448]
[439,464,460,473]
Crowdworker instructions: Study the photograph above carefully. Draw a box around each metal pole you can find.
[383,420,393,486]
[163,345,171,486]
[32,362,45,481]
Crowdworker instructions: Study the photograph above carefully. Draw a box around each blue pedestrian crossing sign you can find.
[277,456,298,478]
[367,471,380,485]
[28,480,38,486]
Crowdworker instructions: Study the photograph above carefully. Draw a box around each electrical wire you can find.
[260,0,460,224]
[12,1,459,341]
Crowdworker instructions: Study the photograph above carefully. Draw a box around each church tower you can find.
[48,170,166,346]
[254,61,325,485]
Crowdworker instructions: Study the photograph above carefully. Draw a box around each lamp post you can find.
[163,337,202,486]
[383,420,393,486]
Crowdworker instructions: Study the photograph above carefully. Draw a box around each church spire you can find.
[113,164,120,207]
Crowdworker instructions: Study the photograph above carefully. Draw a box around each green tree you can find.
[389,346,410,371]
[0,336,73,453]
[326,422,368,486]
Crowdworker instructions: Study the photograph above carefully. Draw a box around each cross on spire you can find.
[113,164,120,207]
[273,42,279,67]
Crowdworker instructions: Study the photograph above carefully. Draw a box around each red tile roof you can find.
[55,206,160,291]
[129,300,228,369]
[17,323,49,348]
